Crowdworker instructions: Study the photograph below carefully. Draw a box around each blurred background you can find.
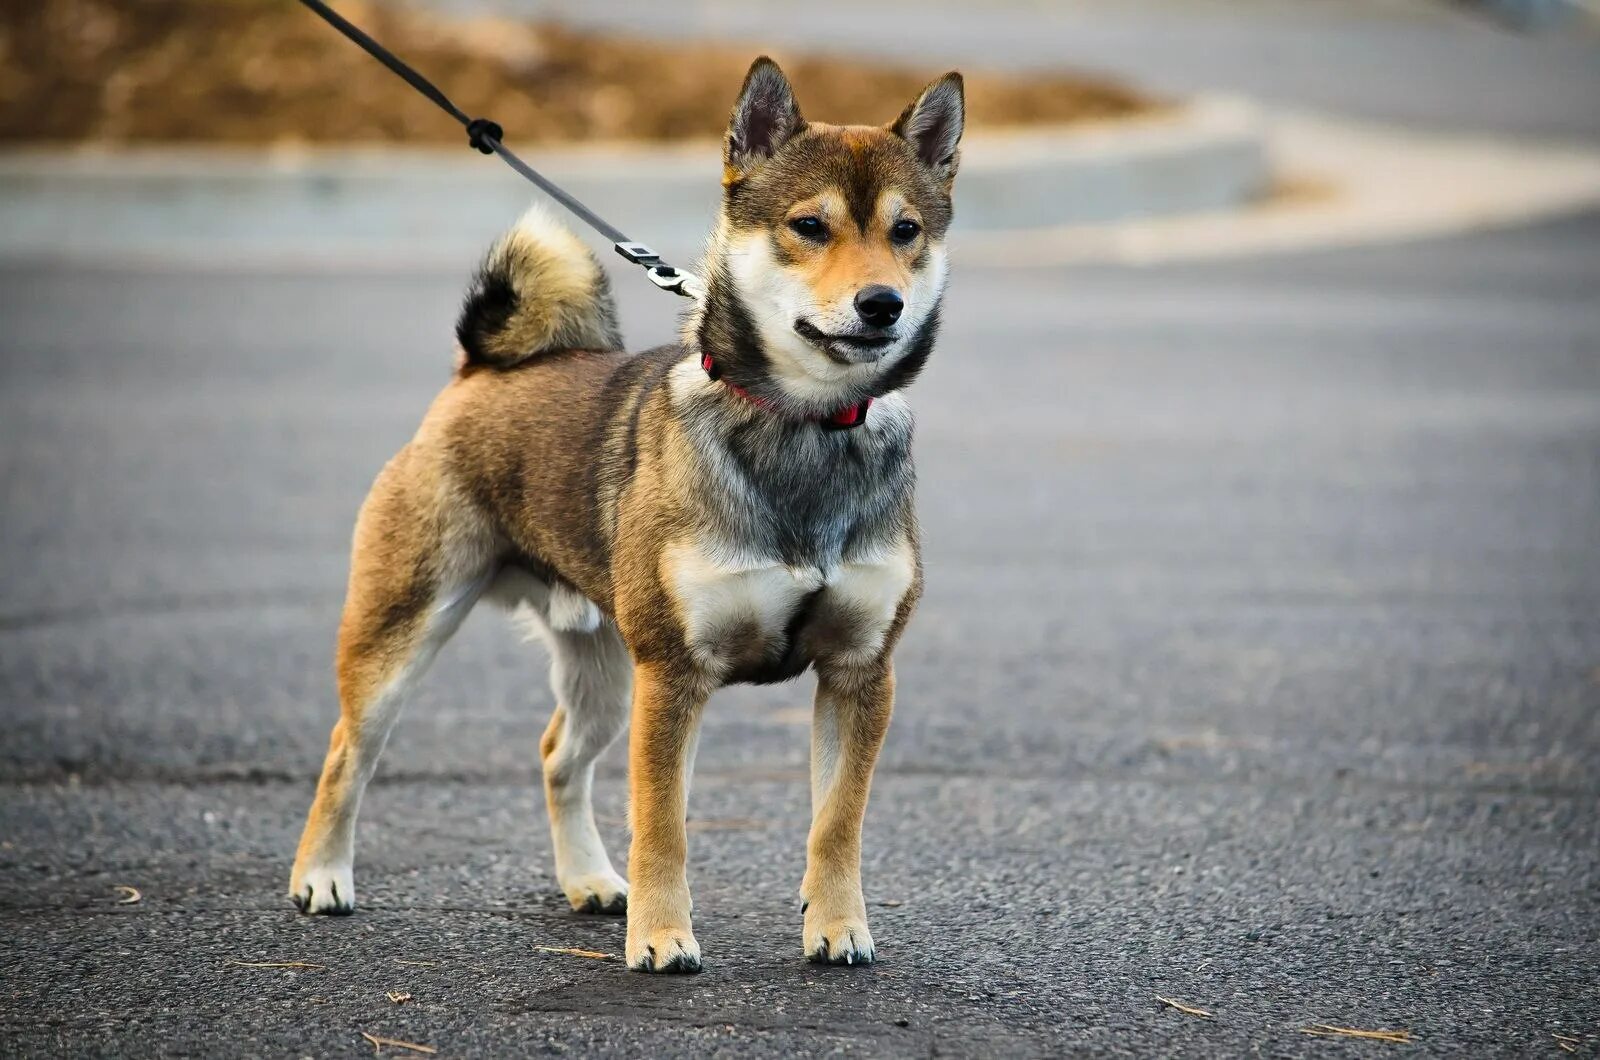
[2,2,1598,1057]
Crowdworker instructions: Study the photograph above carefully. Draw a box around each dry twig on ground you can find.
[534,945,619,961]
[1300,1024,1413,1043]
[1155,996,1213,1019]
[360,1031,437,1055]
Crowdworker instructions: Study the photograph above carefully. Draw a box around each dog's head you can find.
[697,57,964,414]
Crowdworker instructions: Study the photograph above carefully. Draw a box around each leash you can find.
[294,0,702,300]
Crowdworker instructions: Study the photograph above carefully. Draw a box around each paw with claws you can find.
[626,926,702,973]
[289,862,355,915]
[802,898,875,965]
[564,871,629,915]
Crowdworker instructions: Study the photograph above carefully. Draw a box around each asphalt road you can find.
[1,210,1597,1056]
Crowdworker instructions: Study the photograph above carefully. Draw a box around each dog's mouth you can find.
[794,319,896,364]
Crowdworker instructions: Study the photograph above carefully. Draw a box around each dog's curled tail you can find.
[455,203,623,369]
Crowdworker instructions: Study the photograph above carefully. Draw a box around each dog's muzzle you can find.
[794,319,897,365]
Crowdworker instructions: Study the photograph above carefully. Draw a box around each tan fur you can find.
[807,236,911,317]
[539,704,566,763]
[802,664,895,960]
[291,446,488,913]
[769,189,914,313]
[462,204,621,368]
[289,57,959,972]
[622,661,704,969]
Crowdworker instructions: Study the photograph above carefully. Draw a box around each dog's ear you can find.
[892,72,964,186]
[724,57,804,184]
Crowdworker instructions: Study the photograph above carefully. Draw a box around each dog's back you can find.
[423,202,658,609]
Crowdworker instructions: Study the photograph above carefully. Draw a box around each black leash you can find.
[295,0,700,298]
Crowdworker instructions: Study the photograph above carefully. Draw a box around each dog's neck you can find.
[670,365,918,569]
[662,238,924,567]
[696,350,873,430]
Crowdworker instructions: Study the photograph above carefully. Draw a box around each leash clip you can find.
[617,242,703,299]
[645,265,705,300]
[614,241,662,267]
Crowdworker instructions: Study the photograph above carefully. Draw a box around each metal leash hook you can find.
[615,243,706,300]
[295,0,704,302]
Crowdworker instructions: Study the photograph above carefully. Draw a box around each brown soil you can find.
[0,0,1151,147]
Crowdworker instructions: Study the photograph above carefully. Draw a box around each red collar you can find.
[700,352,872,430]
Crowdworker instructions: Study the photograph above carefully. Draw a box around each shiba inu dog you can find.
[289,57,964,973]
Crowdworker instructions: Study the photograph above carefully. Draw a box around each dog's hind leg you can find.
[534,612,634,914]
[289,453,490,915]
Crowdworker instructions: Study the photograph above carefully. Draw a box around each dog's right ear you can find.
[724,57,803,185]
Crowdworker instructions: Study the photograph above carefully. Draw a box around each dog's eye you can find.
[891,219,922,244]
[788,216,827,241]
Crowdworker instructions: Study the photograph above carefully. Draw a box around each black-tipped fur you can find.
[456,259,520,364]
[455,208,624,370]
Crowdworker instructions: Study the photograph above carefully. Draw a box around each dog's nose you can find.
[854,286,904,327]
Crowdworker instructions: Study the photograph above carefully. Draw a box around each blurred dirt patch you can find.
[0,0,1151,146]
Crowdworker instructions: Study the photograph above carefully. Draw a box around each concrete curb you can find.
[959,107,1600,268]
[0,96,1266,267]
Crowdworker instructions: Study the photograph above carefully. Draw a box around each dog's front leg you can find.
[801,662,894,965]
[624,661,707,973]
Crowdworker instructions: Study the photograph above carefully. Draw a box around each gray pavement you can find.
[2,213,1598,1056]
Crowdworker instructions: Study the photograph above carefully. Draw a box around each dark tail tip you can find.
[455,256,520,368]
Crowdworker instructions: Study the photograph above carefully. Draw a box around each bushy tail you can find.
[454,203,623,369]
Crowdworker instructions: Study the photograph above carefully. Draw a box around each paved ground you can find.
[2,208,1598,1055]
[3,8,1599,1049]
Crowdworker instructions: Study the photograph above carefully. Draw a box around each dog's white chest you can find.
[665,540,914,678]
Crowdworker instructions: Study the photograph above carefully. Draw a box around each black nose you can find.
[854,285,904,327]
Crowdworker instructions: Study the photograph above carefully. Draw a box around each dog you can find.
[288,56,963,973]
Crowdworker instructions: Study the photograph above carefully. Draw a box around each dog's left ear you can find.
[725,57,804,184]
[892,72,965,186]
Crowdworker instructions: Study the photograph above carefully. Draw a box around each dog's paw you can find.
[804,912,875,966]
[626,926,702,973]
[289,862,355,916]
[563,871,628,915]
